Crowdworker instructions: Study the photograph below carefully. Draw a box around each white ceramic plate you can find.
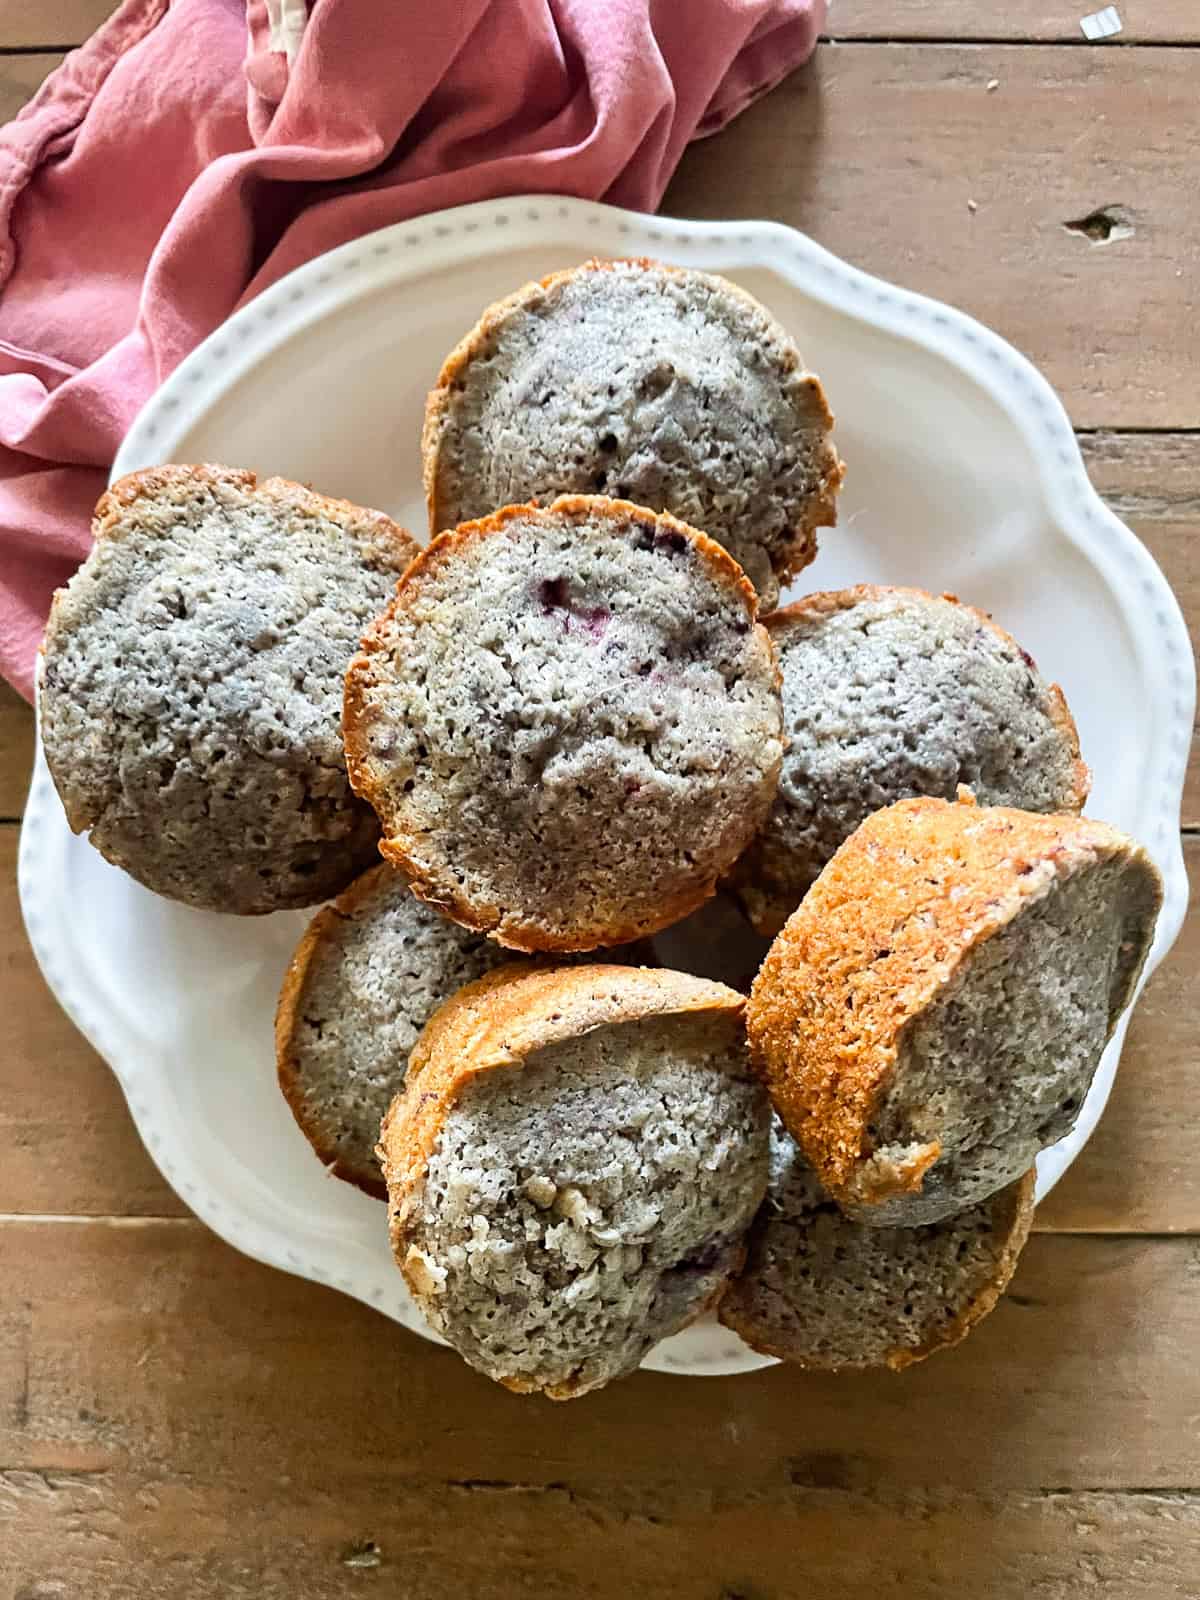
[19,197,1193,1380]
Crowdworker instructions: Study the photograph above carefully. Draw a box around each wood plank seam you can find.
[4,36,1200,57]
[0,43,86,54]
[0,1212,198,1224]
[3,41,1200,53]
[822,36,1200,49]
[2,1470,1200,1502]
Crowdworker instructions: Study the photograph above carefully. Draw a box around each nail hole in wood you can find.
[1063,205,1135,245]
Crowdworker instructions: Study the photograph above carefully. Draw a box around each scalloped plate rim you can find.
[18,194,1194,1381]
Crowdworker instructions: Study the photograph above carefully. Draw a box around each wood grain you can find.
[666,46,1200,430]
[3,0,1198,52]
[2,1477,1197,1600]
[0,683,33,819]
[0,7,1196,1593]
[0,832,185,1217]
[0,53,64,125]
[0,1,118,49]
[1,1222,1199,1596]
[830,2,1200,42]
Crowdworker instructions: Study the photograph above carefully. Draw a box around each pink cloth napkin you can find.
[0,0,823,699]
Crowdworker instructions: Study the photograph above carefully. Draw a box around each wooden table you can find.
[2,6,1198,1595]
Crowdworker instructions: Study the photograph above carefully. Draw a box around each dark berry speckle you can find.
[537,576,570,612]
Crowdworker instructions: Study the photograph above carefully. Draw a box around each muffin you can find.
[747,793,1162,1226]
[422,258,844,606]
[720,1120,1035,1370]
[344,495,784,952]
[275,863,654,1198]
[380,964,771,1399]
[39,465,419,913]
[730,586,1090,935]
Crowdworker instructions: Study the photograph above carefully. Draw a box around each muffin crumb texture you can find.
[40,465,417,913]
[424,258,843,605]
[732,587,1089,934]
[861,853,1140,1221]
[277,866,514,1197]
[277,864,657,1198]
[720,1120,1035,1369]
[345,496,783,951]
[390,966,774,1395]
[748,798,1162,1226]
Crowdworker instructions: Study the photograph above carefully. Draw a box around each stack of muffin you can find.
[39,259,1162,1401]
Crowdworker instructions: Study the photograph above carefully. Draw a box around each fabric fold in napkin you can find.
[0,0,824,699]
